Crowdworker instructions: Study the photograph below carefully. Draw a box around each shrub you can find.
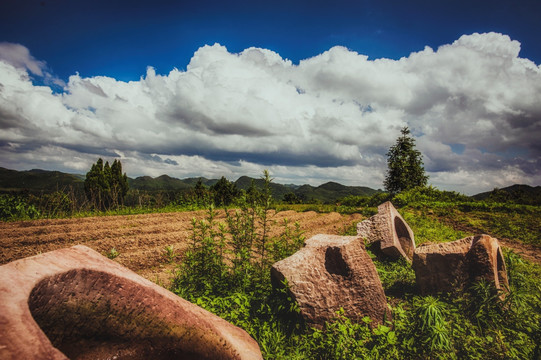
[169,178,541,359]
[0,194,40,221]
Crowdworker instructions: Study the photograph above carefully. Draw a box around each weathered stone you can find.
[0,245,262,360]
[412,237,472,294]
[271,234,388,329]
[357,201,415,261]
[413,234,508,295]
[467,234,508,289]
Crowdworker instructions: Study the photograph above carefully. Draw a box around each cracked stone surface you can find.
[357,201,416,261]
[271,234,388,329]
[0,245,262,360]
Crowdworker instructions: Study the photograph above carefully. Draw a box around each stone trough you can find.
[271,234,388,329]
[357,201,416,261]
[413,234,509,295]
[0,245,262,360]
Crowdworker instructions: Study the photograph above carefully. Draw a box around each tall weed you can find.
[169,178,541,359]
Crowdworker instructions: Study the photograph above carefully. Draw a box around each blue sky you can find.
[1,0,540,194]
[3,0,540,81]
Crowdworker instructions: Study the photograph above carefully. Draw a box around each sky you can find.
[0,0,540,195]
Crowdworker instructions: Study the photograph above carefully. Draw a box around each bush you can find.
[392,186,470,208]
[169,178,541,359]
[0,194,40,221]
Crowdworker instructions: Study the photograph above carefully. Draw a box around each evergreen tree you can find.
[384,127,428,194]
[283,192,300,204]
[211,176,238,207]
[84,158,129,210]
[103,161,113,208]
[84,159,104,209]
[110,159,129,206]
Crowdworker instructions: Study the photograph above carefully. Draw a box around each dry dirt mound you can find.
[0,210,364,287]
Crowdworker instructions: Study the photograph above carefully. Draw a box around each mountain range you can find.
[1,167,539,204]
[0,167,380,203]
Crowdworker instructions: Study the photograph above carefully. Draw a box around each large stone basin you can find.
[0,245,262,360]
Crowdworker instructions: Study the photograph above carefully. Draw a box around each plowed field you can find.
[0,210,364,287]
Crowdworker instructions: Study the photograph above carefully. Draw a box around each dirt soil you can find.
[0,210,364,287]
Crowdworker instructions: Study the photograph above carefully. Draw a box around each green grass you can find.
[400,209,468,246]
[452,209,541,247]
[169,198,541,359]
[4,185,540,358]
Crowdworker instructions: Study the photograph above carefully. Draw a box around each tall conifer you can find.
[384,127,428,194]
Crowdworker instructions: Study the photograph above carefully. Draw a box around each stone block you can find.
[413,234,508,295]
[357,201,415,261]
[271,234,388,329]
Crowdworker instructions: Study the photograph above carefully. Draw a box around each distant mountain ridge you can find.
[128,175,191,191]
[472,184,541,205]
[0,167,84,191]
[0,167,381,203]
[4,167,537,204]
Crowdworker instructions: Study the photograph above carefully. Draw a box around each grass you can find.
[169,197,541,359]
[401,209,468,246]
[452,209,541,247]
[3,185,541,358]
[106,247,119,259]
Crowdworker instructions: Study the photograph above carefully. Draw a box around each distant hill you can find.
[181,177,219,187]
[234,176,296,200]
[0,167,83,192]
[0,167,381,203]
[294,181,380,203]
[128,175,191,191]
[473,184,541,205]
[234,176,380,203]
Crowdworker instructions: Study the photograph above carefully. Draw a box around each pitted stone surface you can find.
[413,234,508,295]
[271,234,388,329]
[412,237,472,294]
[357,201,415,261]
[467,234,508,289]
[0,245,262,360]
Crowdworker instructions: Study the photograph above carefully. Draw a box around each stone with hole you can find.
[357,201,415,261]
[413,234,508,295]
[467,234,509,290]
[271,234,388,329]
[0,245,262,360]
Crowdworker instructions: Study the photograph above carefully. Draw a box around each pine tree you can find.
[84,159,104,209]
[384,127,428,194]
[211,176,238,207]
[110,159,129,206]
[84,158,129,210]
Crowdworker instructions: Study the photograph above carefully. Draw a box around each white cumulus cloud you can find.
[0,32,540,194]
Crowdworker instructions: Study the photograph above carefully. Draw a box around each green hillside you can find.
[181,177,220,187]
[234,176,296,200]
[472,184,541,205]
[0,167,83,192]
[128,175,191,191]
[1,167,381,203]
[295,181,381,203]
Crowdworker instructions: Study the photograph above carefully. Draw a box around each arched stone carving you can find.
[357,201,416,261]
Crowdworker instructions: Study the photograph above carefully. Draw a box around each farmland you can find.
[2,188,541,358]
[0,209,363,287]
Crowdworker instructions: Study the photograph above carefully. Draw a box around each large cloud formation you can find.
[0,33,540,194]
